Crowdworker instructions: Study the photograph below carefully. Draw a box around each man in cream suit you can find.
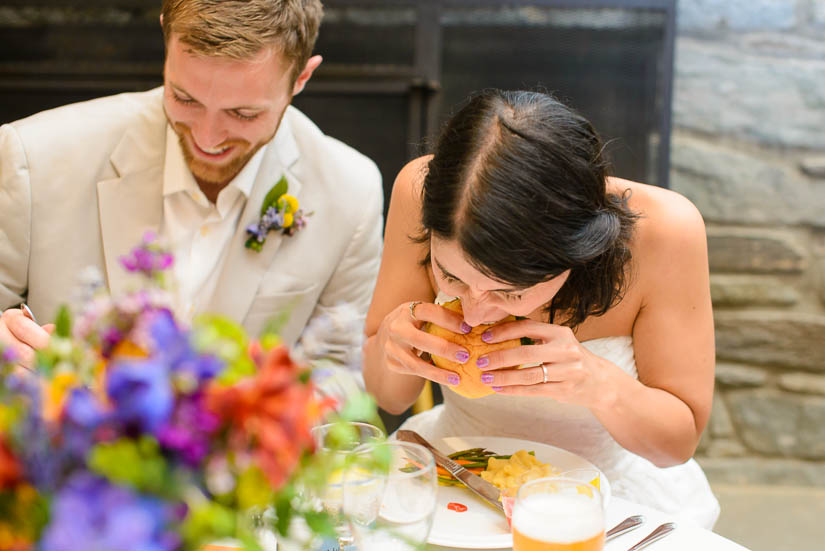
[0,0,383,380]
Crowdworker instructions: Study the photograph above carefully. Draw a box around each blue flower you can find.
[40,472,180,551]
[63,387,109,457]
[106,359,174,434]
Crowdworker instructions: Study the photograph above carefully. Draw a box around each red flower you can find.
[0,434,22,490]
[206,344,331,490]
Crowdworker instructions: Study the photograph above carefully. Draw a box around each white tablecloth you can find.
[428,496,750,551]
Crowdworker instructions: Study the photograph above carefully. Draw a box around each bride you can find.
[362,89,720,528]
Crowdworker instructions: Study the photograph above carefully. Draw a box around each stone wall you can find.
[672,0,825,485]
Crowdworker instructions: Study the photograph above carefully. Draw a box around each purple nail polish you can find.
[460,321,472,334]
[481,373,493,384]
[492,386,503,392]
[481,330,493,343]
[476,356,489,368]
[448,374,460,386]
[455,350,470,363]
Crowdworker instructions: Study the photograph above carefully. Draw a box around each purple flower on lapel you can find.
[244,175,309,252]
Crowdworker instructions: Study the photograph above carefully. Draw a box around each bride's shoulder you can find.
[393,155,432,199]
[608,177,708,268]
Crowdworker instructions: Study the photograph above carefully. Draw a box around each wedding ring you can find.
[409,300,422,321]
[541,364,549,384]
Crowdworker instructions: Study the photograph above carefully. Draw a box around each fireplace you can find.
[1,0,675,209]
[293,0,677,211]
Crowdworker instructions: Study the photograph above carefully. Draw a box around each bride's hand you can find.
[474,319,617,410]
[377,301,471,387]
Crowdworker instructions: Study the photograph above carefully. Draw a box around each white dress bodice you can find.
[397,335,720,529]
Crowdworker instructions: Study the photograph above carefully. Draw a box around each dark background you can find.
[0,0,676,429]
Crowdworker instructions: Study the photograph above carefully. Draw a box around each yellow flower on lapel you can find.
[245,176,310,252]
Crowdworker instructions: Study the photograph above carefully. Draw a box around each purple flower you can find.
[106,359,174,434]
[261,206,284,229]
[149,310,223,384]
[157,392,220,466]
[246,222,267,243]
[40,472,180,551]
[119,233,174,277]
[1,346,18,364]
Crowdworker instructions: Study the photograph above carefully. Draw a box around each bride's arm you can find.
[363,157,466,414]
[594,189,715,466]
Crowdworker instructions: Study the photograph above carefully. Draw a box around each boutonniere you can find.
[245,176,310,252]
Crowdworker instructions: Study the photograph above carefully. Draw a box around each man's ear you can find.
[159,14,163,26]
[292,55,322,96]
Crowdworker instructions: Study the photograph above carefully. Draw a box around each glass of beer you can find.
[511,476,605,551]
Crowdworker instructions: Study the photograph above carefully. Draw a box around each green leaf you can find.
[274,492,293,536]
[260,176,289,217]
[339,393,382,428]
[180,501,237,548]
[245,236,264,252]
[259,295,299,340]
[54,304,72,338]
[303,510,337,538]
[87,436,172,495]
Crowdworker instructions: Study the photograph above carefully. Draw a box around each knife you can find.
[396,429,504,513]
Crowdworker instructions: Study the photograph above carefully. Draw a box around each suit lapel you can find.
[206,113,302,323]
[97,121,166,298]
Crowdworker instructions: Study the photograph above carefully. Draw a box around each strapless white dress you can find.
[397,335,720,529]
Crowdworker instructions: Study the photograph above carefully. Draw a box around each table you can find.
[427,496,751,551]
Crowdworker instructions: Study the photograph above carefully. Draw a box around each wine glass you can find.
[344,441,437,551]
[309,422,385,548]
[511,476,605,551]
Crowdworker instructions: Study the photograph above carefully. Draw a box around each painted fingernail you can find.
[448,374,460,386]
[481,373,493,384]
[481,330,493,343]
[492,386,503,392]
[476,356,489,368]
[460,321,472,334]
[455,350,470,363]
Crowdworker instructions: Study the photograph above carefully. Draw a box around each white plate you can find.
[427,436,611,549]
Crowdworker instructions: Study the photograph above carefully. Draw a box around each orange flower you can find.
[206,344,330,490]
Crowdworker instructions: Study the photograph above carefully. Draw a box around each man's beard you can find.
[171,121,276,187]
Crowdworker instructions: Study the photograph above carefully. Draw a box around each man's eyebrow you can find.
[170,83,265,112]
[170,83,196,99]
[434,258,521,293]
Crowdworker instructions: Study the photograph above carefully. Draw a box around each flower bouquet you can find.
[0,235,379,550]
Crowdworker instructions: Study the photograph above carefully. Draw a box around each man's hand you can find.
[0,307,55,370]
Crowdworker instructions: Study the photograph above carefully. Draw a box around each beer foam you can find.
[511,493,604,543]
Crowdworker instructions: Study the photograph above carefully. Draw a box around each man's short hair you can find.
[161,0,323,83]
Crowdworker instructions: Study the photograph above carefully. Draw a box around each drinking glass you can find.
[309,422,385,548]
[345,441,437,551]
[558,468,604,495]
[511,476,605,551]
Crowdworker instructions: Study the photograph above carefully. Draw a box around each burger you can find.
[425,299,523,398]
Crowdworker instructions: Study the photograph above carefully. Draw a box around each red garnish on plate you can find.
[447,502,468,512]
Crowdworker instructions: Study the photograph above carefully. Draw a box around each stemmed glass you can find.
[344,440,437,551]
[309,422,385,549]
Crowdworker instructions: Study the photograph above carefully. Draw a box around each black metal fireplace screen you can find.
[0,0,676,209]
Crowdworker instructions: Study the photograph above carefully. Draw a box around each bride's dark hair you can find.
[418,89,638,328]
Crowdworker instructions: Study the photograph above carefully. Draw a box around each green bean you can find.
[448,447,485,459]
